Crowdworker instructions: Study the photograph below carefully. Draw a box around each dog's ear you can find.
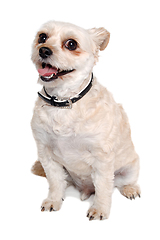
[88,27,110,51]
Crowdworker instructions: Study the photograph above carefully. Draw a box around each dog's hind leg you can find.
[114,158,141,199]
[31,161,46,177]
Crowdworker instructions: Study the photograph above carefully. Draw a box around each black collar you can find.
[38,73,93,109]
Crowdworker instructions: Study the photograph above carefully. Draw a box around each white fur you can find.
[31,21,140,220]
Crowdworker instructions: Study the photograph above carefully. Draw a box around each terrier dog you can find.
[31,21,140,220]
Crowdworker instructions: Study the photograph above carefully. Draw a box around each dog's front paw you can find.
[41,198,63,212]
[87,205,109,221]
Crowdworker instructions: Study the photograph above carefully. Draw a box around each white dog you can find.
[31,21,140,220]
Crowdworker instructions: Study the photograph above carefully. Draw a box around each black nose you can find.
[39,47,53,59]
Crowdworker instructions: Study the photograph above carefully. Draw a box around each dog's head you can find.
[31,21,110,90]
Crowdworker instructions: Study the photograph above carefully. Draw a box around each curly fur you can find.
[31,21,140,220]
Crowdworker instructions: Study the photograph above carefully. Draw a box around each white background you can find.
[1,0,160,239]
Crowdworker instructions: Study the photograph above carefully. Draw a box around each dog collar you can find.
[38,73,93,109]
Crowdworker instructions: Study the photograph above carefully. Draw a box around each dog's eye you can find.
[64,39,77,51]
[38,33,48,44]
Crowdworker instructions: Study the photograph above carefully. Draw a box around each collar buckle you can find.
[50,96,72,109]
[66,98,72,109]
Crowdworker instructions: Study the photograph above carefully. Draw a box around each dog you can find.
[31,20,141,220]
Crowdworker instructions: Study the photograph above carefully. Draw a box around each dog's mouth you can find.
[38,63,75,82]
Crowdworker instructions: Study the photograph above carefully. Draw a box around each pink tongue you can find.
[38,66,58,76]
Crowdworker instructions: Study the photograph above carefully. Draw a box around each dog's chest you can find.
[36,105,94,172]
[40,106,79,136]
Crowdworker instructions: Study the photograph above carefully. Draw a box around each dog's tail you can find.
[31,161,46,177]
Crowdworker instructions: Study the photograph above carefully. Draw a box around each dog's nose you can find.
[39,47,53,59]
